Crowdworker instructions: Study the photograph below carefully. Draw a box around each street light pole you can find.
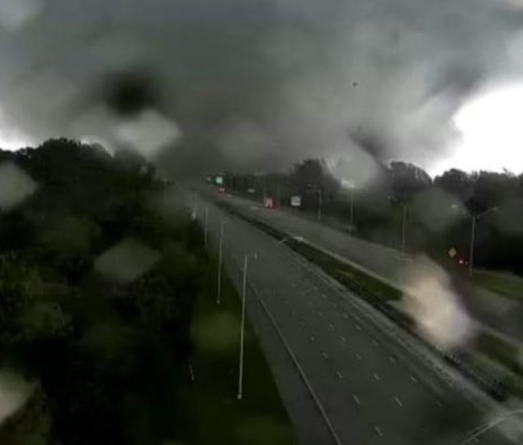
[317,190,323,222]
[468,215,476,277]
[204,205,209,248]
[216,220,225,305]
[468,206,497,277]
[236,235,303,401]
[349,188,354,236]
[238,251,256,400]
[401,205,407,253]
[191,194,199,220]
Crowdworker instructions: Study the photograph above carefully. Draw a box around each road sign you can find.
[448,247,457,258]
[290,196,301,208]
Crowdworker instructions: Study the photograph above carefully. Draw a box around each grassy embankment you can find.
[472,269,523,301]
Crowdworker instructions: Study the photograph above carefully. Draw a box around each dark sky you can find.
[0,0,522,179]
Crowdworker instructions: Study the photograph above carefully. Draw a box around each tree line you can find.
[219,159,523,275]
[0,139,207,445]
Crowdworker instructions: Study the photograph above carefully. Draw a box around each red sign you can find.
[264,197,274,209]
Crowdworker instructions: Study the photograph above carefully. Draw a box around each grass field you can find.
[172,258,299,445]
[472,269,523,301]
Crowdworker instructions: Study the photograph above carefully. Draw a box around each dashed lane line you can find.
[353,395,361,405]
[395,396,403,408]
[373,372,381,381]
[374,426,383,437]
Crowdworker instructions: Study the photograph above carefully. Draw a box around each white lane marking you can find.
[389,355,397,364]
[372,339,379,346]
[410,376,418,384]
[353,395,361,405]
[340,336,346,343]
[395,397,403,408]
[336,371,343,379]
[355,353,362,361]
[343,313,348,319]
[355,324,362,331]
[322,351,329,359]
[373,372,380,381]
[310,335,315,342]
[374,426,383,437]
[318,311,323,317]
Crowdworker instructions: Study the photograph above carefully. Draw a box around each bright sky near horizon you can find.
[429,82,523,176]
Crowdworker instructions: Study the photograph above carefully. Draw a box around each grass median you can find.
[472,269,523,301]
[173,254,299,445]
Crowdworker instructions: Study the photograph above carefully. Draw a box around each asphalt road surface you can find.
[196,197,509,445]
[209,191,523,343]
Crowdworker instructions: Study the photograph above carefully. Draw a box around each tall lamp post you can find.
[468,207,497,277]
[216,219,225,305]
[237,235,304,400]
[204,205,209,248]
[401,205,408,254]
[349,187,355,236]
[388,195,408,253]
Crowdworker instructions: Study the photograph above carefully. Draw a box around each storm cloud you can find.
[0,0,522,177]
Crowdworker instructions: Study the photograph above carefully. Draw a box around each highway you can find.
[196,197,509,445]
[209,191,523,343]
